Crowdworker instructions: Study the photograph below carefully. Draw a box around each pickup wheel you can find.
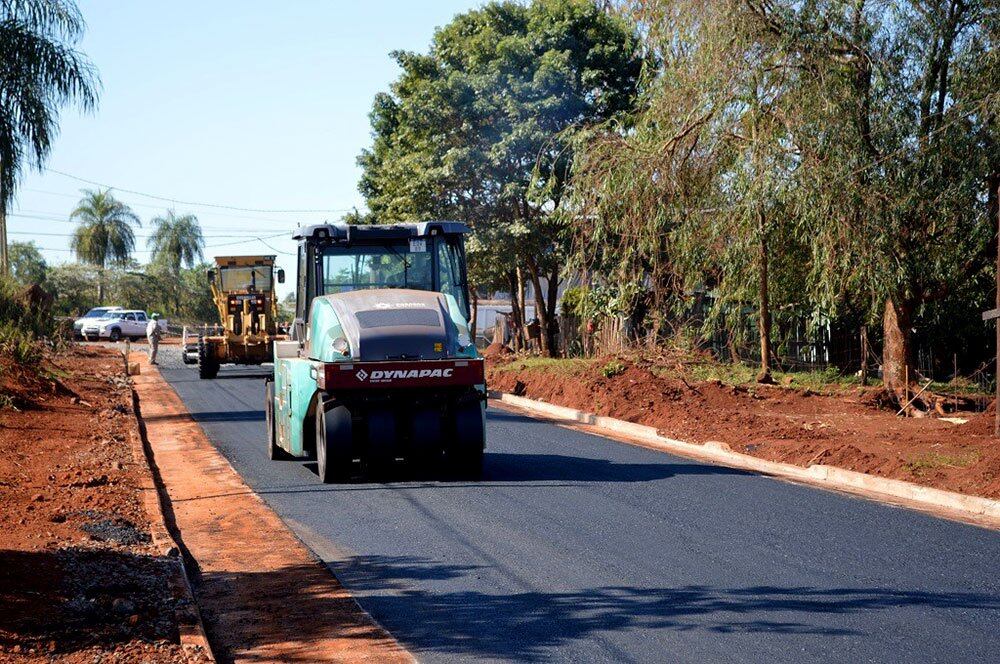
[316,400,353,483]
[108,327,121,342]
[265,380,284,460]
[197,340,219,379]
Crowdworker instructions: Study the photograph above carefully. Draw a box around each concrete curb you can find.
[494,392,1000,528]
[128,388,216,661]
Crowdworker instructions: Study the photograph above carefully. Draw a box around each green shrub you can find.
[0,277,53,366]
[0,323,42,365]
[560,287,587,318]
[0,277,53,339]
[601,360,626,378]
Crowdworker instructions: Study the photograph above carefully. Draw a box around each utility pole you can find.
[987,178,1000,437]
[0,183,8,275]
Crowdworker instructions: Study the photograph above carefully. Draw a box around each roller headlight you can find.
[332,336,350,356]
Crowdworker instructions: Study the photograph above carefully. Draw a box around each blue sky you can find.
[10,0,481,295]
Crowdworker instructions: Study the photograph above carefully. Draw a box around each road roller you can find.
[266,222,486,482]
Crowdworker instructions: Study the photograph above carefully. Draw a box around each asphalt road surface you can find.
[153,347,1000,663]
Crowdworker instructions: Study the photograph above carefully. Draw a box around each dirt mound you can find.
[965,400,997,436]
[0,352,57,409]
[482,342,513,359]
[488,358,1000,500]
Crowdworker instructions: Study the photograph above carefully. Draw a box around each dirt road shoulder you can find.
[130,354,412,663]
[0,345,211,663]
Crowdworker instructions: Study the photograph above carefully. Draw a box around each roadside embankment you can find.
[130,352,413,663]
[487,357,1000,501]
[0,345,210,663]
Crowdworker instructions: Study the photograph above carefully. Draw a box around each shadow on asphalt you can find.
[161,373,271,383]
[186,554,1000,661]
[294,451,745,485]
[142,410,265,424]
[168,451,748,504]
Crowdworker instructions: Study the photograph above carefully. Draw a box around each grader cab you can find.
[196,255,286,379]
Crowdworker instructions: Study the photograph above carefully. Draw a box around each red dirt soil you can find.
[0,345,209,663]
[488,358,1000,500]
[131,353,412,663]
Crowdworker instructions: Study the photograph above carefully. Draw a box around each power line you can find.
[6,211,296,235]
[43,167,353,214]
[23,231,291,254]
[203,232,291,248]
[20,188,332,225]
[7,229,291,241]
[255,236,296,256]
[5,222,293,240]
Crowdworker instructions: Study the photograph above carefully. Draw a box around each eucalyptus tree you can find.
[570,0,809,380]
[148,209,204,314]
[573,0,999,394]
[0,0,98,273]
[358,0,643,355]
[69,189,140,303]
[761,0,1000,396]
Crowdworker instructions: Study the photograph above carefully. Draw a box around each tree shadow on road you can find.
[192,553,1000,662]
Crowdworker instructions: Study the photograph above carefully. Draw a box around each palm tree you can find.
[70,189,140,303]
[148,209,204,313]
[0,0,99,273]
[148,210,204,272]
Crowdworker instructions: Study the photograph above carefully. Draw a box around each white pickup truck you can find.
[80,309,166,342]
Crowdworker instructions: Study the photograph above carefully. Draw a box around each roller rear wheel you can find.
[317,399,354,483]
[448,402,484,479]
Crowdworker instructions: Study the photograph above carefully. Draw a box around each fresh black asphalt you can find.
[155,348,1000,663]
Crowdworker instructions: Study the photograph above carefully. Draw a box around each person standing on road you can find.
[147,313,163,365]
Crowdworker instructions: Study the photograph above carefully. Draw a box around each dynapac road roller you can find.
[265,222,485,482]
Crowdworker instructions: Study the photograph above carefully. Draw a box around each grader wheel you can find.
[197,340,219,380]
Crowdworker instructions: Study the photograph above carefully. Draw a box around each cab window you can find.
[321,243,433,293]
[437,237,469,318]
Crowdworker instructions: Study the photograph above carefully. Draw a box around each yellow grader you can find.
[194,255,286,379]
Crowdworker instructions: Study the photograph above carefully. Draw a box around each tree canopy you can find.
[358,0,644,354]
[0,0,98,272]
[8,240,46,285]
[568,0,1000,391]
